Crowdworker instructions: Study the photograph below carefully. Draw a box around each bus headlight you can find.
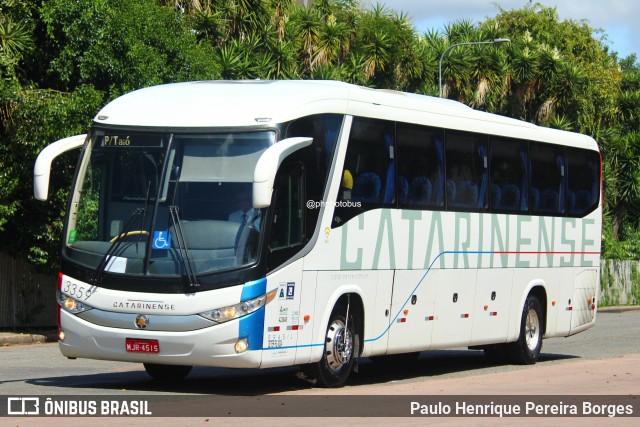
[199,289,276,324]
[56,290,93,314]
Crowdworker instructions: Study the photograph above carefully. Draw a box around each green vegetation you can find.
[630,263,639,305]
[599,260,640,306]
[1,0,640,270]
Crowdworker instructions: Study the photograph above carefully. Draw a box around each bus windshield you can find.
[65,129,274,278]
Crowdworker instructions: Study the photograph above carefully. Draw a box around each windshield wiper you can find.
[92,179,154,284]
[91,207,144,285]
[169,205,199,290]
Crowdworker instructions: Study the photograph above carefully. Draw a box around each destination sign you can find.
[99,134,164,148]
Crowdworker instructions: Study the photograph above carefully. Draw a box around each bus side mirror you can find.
[33,134,87,201]
[253,137,312,208]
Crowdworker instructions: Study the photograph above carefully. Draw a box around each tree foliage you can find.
[0,86,104,268]
[1,0,640,267]
[34,0,218,95]
[0,0,219,269]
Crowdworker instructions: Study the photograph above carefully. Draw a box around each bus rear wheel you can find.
[508,295,543,364]
[143,363,192,382]
[308,304,358,388]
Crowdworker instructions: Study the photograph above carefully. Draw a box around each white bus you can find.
[34,80,601,387]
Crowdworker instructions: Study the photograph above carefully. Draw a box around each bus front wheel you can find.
[508,295,543,364]
[308,304,358,388]
[143,363,192,382]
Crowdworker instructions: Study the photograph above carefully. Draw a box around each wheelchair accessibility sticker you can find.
[152,231,171,249]
[278,282,295,300]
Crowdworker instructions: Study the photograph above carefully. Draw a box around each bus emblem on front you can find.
[135,314,149,329]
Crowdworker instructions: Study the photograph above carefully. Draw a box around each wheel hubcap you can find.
[325,319,353,372]
[525,308,540,351]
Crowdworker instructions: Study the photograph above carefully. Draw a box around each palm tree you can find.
[438,44,474,99]
[386,10,423,91]
[436,21,511,102]
[267,39,299,78]
[442,19,475,44]
[511,34,540,109]
[603,130,640,241]
[0,15,33,68]
[289,5,322,75]
[412,33,440,96]
[312,14,349,69]
[214,44,243,79]
[313,63,344,81]
[191,7,227,43]
[269,0,294,41]
[361,30,391,81]
[356,4,398,84]
[553,61,586,110]
[343,51,369,86]
[548,114,573,131]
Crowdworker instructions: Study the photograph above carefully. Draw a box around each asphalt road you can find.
[1,309,639,393]
[1,309,639,425]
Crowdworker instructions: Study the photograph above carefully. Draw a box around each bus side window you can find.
[396,123,445,209]
[566,148,599,217]
[445,131,488,211]
[332,118,394,227]
[531,143,565,215]
[284,114,342,238]
[490,137,528,213]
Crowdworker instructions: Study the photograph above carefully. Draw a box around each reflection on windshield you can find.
[65,130,274,278]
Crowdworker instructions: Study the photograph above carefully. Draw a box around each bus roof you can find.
[94,80,597,151]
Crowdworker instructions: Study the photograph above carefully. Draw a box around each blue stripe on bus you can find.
[239,278,267,351]
[241,277,267,300]
[264,343,325,350]
[240,308,266,351]
[364,250,492,343]
[261,250,493,351]
[260,247,596,351]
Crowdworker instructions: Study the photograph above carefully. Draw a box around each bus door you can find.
[261,163,306,367]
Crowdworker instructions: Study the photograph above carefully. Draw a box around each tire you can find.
[508,295,543,364]
[143,363,192,382]
[307,305,359,388]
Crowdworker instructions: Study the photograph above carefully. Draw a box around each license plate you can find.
[125,338,160,353]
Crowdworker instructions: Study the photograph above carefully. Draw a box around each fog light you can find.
[58,329,65,341]
[235,338,249,353]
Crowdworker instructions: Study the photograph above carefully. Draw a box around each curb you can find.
[597,305,640,313]
[0,332,56,346]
